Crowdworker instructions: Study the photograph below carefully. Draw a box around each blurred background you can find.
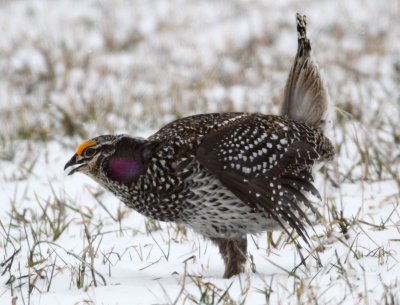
[0,0,398,143]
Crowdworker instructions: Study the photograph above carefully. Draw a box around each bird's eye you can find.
[84,147,96,158]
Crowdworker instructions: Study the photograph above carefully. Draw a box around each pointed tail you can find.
[281,14,329,130]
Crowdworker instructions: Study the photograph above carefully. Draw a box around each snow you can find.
[1,0,399,304]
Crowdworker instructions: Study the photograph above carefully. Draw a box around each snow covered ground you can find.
[0,0,399,304]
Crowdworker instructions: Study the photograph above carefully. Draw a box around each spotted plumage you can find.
[65,14,334,278]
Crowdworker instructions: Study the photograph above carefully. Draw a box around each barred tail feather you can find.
[281,13,329,130]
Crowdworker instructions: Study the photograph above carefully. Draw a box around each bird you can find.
[64,14,334,278]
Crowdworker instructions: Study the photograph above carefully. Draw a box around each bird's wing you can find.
[196,117,321,244]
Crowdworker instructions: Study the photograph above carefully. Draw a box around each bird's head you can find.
[64,135,157,186]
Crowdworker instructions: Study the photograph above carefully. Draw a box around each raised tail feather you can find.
[281,14,329,130]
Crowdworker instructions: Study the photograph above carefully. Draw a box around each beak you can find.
[64,154,87,175]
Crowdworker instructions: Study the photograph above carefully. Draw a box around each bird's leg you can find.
[211,236,247,278]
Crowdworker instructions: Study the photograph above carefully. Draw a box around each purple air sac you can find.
[108,158,142,184]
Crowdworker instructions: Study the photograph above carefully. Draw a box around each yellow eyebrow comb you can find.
[76,140,97,156]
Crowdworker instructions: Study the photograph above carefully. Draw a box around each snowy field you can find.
[0,0,399,304]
